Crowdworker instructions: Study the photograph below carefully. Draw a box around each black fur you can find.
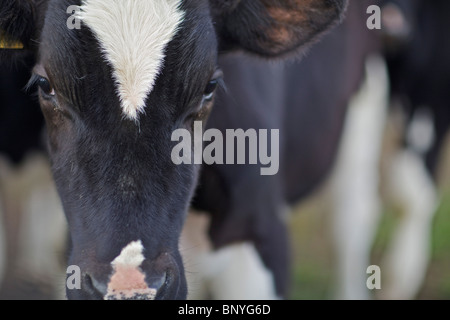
[0,0,35,45]
[384,0,450,175]
[211,0,349,57]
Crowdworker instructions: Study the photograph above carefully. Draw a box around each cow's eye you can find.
[203,70,223,101]
[37,76,55,97]
[203,79,218,101]
[28,73,55,98]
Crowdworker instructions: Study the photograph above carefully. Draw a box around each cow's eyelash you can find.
[212,69,226,93]
[25,73,55,98]
[25,73,42,93]
[218,78,226,91]
[207,76,226,94]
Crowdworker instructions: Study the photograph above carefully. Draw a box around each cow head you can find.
[0,0,347,300]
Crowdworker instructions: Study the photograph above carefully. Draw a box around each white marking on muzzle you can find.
[106,240,156,300]
[78,0,184,121]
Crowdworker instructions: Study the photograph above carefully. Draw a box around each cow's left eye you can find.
[203,79,218,101]
[203,70,223,101]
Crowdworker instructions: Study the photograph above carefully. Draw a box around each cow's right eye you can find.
[37,76,55,97]
[27,74,55,98]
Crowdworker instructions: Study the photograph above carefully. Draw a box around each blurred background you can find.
[287,0,450,300]
[288,143,450,300]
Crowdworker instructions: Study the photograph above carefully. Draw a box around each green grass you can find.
[420,191,450,299]
[431,192,450,257]
[289,262,331,300]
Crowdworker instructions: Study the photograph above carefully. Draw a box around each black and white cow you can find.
[332,0,450,299]
[377,0,450,299]
[0,0,347,299]
[188,0,383,299]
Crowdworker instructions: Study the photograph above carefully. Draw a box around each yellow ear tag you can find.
[0,31,24,49]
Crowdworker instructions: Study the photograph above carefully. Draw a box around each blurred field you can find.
[288,127,450,300]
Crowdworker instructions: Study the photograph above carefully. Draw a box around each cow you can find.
[375,0,450,299]
[0,0,347,299]
[332,0,450,299]
[187,0,383,299]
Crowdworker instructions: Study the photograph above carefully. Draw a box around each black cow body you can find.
[0,61,44,164]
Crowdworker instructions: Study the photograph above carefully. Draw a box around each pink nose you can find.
[104,266,166,300]
[85,241,169,300]
[86,270,167,300]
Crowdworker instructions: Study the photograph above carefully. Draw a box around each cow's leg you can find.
[331,55,389,299]
[181,212,279,300]
[180,212,212,300]
[0,154,67,299]
[381,148,438,300]
[0,157,16,293]
[16,154,67,299]
[204,242,278,300]
[0,191,5,289]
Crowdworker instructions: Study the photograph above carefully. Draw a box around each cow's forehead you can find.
[78,0,184,121]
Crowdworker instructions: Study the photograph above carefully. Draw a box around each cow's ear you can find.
[211,0,348,57]
[0,0,42,63]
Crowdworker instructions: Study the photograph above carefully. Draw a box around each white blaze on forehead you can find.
[78,0,185,121]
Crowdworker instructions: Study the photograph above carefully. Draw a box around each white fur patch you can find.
[180,213,279,300]
[406,107,435,155]
[382,150,438,299]
[332,55,389,299]
[111,240,145,268]
[78,0,184,121]
[206,243,279,300]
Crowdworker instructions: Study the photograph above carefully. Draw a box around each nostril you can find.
[105,267,167,300]
[154,271,174,300]
[83,274,107,299]
[149,272,167,292]
[82,270,173,300]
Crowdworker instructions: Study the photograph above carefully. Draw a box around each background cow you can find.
[186,0,382,299]
[333,0,450,299]
[298,0,450,300]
